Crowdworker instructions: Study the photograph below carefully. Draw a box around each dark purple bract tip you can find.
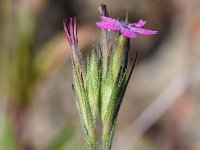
[63,17,78,46]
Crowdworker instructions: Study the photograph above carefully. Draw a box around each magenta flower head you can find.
[96,16,158,38]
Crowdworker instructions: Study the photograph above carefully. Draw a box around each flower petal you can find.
[96,16,121,30]
[96,22,117,30]
[130,27,158,35]
[132,19,146,27]
[120,29,137,38]
[100,16,117,24]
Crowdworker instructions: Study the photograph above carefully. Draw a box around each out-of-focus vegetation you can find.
[0,0,200,150]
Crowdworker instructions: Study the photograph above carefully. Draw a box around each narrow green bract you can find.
[72,51,100,149]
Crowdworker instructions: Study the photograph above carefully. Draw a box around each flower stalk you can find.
[63,3,157,150]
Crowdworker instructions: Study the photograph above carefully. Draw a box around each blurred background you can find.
[0,0,200,150]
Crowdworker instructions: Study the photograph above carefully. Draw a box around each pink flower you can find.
[96,16,158,38]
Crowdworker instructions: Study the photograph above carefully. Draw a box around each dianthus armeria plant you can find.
[63,3,157,150]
